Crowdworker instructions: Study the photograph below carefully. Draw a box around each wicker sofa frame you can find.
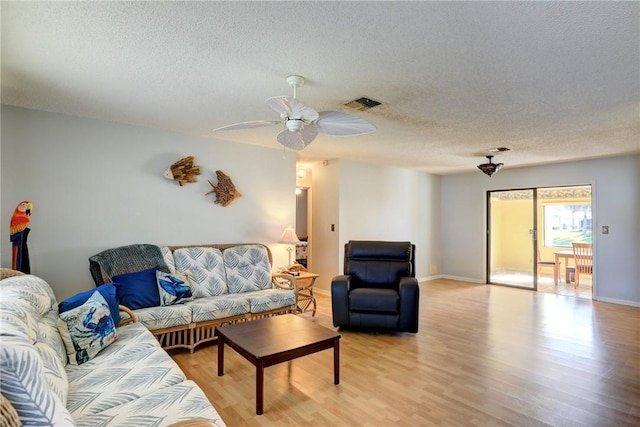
[90,243,298,353]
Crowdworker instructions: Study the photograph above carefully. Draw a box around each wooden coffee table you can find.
[216,314,341,415]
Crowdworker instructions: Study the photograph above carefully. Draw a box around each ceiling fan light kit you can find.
[477,155,504,177]
[213,75,376,151]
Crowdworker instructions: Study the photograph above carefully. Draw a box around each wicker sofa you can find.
[89,243,298,353]
[0,269,225,426]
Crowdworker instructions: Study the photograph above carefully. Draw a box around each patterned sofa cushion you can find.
[0,275,73,423]
[243,289,296,313]
[129,304,193,331]
[190,294,251,322]
[74,381,225,427]
[224,245,273,293]
[174,247,228,297]
[1,272,225,427]
[160,246,176,273]
[1,336,76,426]
[0,275,59,342]
[35,310,70,404]
[65,322,187,420]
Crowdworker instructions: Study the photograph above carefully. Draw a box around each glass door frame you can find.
[486,188,539,290]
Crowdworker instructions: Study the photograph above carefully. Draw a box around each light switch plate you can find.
[602,225,609,234]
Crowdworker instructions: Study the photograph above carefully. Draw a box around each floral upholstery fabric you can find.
[65,322,186,420]
[35,310,70,404]
[74,381,224,427]
[87,243,295,358]
[0,273,225,427]
[0,274,58,342]
[190,294,251,322]
[174,247,228,297]
[243,288,296,313]
[224,245,273,293]
[160,246,176,273]
[1,336,76,426]
[1,275,75,425]
[131,303,193,331]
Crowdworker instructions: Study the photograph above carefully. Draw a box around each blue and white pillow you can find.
[57,291,118,365]
[59,283,121,326]
[157,271,193,306]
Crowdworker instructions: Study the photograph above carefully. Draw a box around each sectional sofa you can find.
[0,269,225,427]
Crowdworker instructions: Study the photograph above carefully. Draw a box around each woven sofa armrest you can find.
[0,393,20,427]
[0,268,25,281]
[117,304,138,326]
[272,273,298,293]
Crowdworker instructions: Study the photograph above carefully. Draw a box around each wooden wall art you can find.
[206,170,242,207]
[163,156,201,186]
[10,200,33,273]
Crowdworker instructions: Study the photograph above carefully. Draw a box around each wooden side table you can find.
[294,271,319,316]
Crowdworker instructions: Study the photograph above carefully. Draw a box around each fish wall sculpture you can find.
[163,156,201,186]
[206,170,242,207]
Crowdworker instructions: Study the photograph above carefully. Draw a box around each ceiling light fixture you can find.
[477,155,504,177]
[487,147,511,153]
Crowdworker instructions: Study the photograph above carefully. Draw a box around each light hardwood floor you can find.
[170,278,640,426]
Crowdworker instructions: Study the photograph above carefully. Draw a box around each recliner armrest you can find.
[331,275,352,327]
[398,277,419,333]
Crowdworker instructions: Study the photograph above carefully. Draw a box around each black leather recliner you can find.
[331,241,419,333]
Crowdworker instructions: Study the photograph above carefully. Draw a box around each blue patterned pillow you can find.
[112,265,160,309]
[57,291,118,365]
[58,283,121,326]
[157,270,193,306]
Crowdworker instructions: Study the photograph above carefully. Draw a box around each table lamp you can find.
[278,226,300,266]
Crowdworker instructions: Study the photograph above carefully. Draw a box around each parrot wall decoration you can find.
[10,200,33,273]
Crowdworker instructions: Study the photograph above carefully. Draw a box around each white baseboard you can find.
[437,274,485,284]
[417,275,439,283]
[315,276,640,307]
[594,296,640,307]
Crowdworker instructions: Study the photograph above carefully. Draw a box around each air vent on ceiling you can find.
[344,97,382,111]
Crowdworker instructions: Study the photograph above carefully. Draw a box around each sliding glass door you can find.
[487,189,537,289]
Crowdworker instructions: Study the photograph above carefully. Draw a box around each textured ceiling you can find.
[2,1,639,174]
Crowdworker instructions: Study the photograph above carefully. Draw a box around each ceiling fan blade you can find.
[213,120,281,132]
[267,96,319,121]
[314,110,376,136]
[277,125,319,150]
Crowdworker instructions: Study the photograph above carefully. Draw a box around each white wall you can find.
[310,159,441,292]
[4,106,636,306]
[1,106,297,299]
[441,155,640,306]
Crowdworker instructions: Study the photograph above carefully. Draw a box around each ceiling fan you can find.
[213,75,376,150]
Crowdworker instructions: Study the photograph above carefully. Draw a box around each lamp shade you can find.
[278,226,300,244]
[477,155,504,177]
